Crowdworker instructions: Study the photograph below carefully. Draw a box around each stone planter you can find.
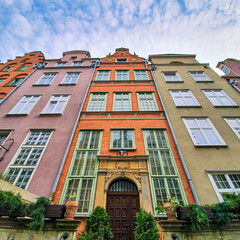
[65,201,78,220]
[163,202,177,220]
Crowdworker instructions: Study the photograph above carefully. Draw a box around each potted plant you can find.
[163,197,181,220]
[65,192,78,220]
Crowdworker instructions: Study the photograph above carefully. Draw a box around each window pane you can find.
[213,175,231,189]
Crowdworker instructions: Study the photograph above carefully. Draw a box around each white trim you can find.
[169,90,200,107]
[162,71,183,82]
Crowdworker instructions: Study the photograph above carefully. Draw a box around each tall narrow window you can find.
[95,70,110,81]
[5,130,52,189]
[42,94,70,114]
[169,90,200,107]
[208,172,240,201]
[9,95,41,114]
[87,93,107,112]
[111,129,135,149]
[61,131,102,214]
[202,90,237,107]
[113,93,131,111]
[35,73,57,85]
[143,129,186,209]
[224,118,240,139]
[137,92,158,111]
[61,72,80,84]
[190,71,212,82]
[134,70,149,80]
[115,70,129,81]
[163,72,182,82]
[183,118,226,146]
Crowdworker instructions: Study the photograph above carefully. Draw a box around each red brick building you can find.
[53,48,195,239]
[0,51,44,103]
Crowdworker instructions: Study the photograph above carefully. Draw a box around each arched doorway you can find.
[106,179,140,240]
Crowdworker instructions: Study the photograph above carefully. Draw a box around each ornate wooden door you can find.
[107,180,140,240]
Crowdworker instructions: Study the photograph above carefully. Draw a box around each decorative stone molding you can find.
[115,161,130,169]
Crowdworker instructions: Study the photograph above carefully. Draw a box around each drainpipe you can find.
[0,66,40,105]
[228,79,240,93]
[51,60,100,197]
[149,66,200,205]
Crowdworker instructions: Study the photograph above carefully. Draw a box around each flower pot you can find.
[65,201,78,220]
[163,202,177,220]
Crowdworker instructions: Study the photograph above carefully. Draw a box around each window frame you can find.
[207,172,240,202]
[41,94,70,115]
[113,92,132,111]
[2,66,13,72]
[55,62,67,67]
[137,92,158,111]
[0,130,12,147]
[115,70,129,81]
[223,118,240,140]
[60,130,102,215]
[95,70,111,81]
[143,129,187,212]
[0,78,6,84]
[9,95,41,115]
[134,70,149,81]
[169,90,200,107]
[4,130,52,190]
[7,77,25,86]
[35,73,57,85]
[71,61,83,67]
[17,66,28,71]
[182,118,226,146]
[162,71,183,82]
[87,93,108,112]
[110,129,135,150]
[61,72,81,85]
[202,90,238,107]
[189,71,212,82]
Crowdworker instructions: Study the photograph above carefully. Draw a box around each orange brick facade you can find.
[53,48,195,205]
[53,48,195,239]
[0,51,44,100]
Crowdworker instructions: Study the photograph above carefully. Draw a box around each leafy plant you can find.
[0,190,23,216]
[222,193,240,209]
[134,208,160,240]
[78,206,113,240]
[155,202,165,215]
[187,204,209,231]
[167,196,182,211]
[212,201,236,226]
[27,197,49,231]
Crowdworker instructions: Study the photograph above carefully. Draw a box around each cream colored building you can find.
[149,54,240,205]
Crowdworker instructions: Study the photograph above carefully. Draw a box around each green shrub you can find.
[222,193,240,209]
[134,208,160,240]
[78,206,113,240]
[27,197,49,231]
[212,201,236,226]
[187,204,209,231]
[0,190,25,217]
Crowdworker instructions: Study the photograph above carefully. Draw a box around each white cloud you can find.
[0,0,239,75]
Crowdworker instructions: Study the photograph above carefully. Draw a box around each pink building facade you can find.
[217,58,240,93]
[0,50,96,198]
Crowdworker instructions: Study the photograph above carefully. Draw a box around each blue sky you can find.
[0,0,239,74]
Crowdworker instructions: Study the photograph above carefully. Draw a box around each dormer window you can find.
[117,59,127,63]
[70,57,77,60]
